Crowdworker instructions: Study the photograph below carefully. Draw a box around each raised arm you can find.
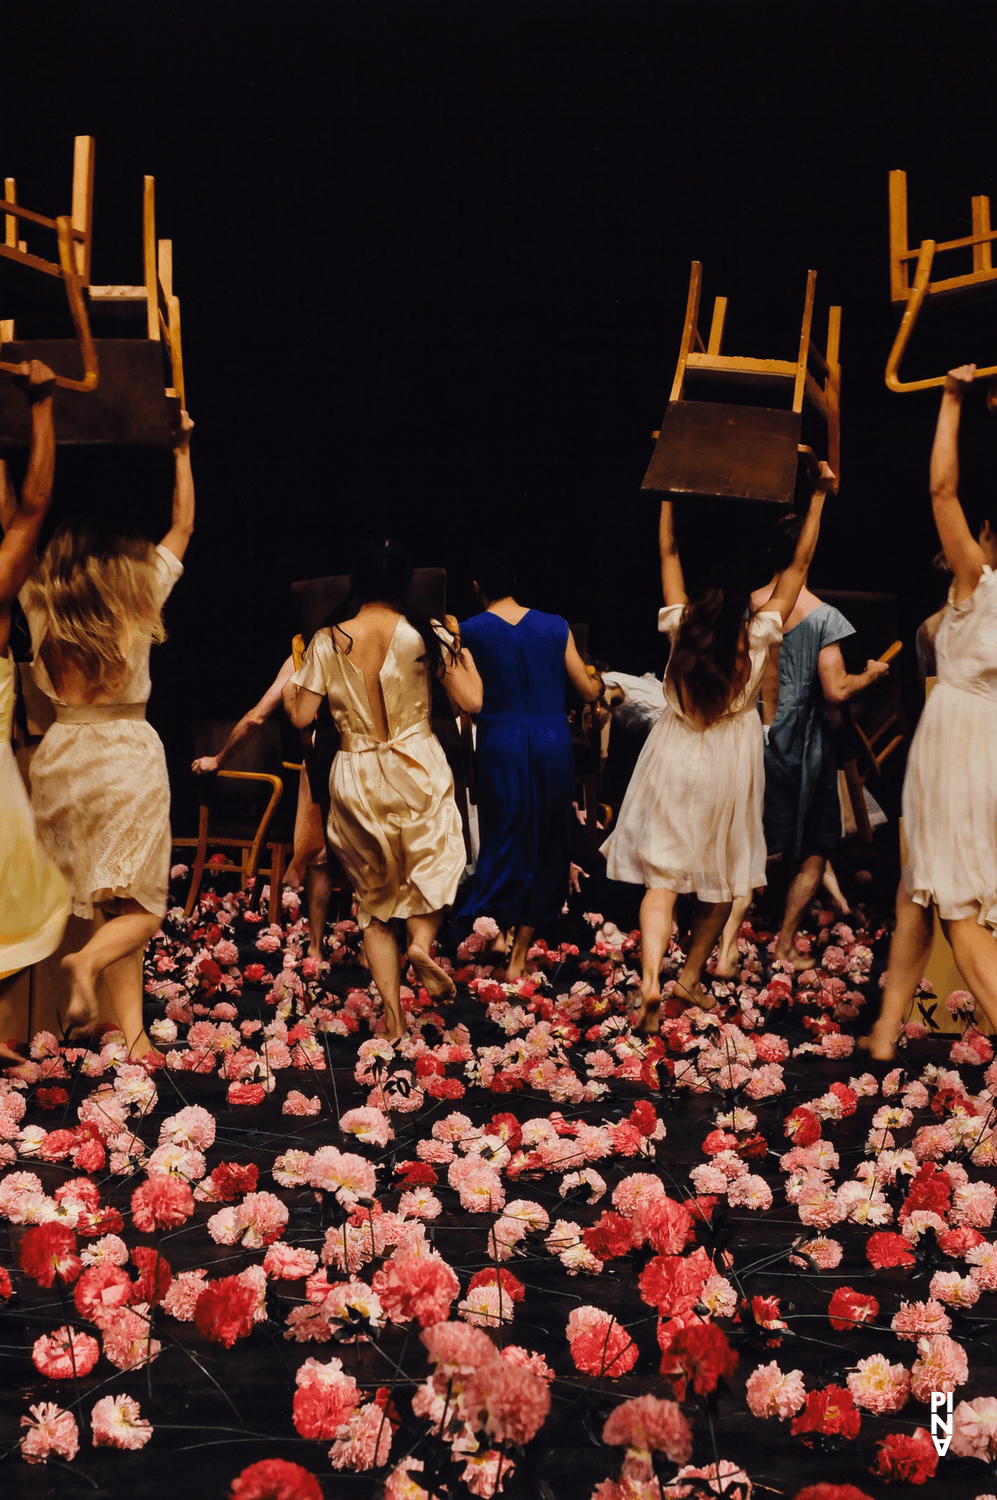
[160,411,195,563]
[564,629,603,703]
[437,623,483,715]
[282,678,323,730]
[0,362,56,653]
[930,366,984,602]
[192,655,295,773]
[767,463,834,624]
[0,460,16,532]
[659,500,686,607]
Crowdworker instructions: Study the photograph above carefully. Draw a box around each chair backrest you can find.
[190,720,286,813]
[291,568,447,643]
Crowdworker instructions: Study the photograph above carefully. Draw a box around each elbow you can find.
[464,689,483,715]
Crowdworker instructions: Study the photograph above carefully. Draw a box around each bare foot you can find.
[61,951,98,1034]
[0,1040,27,1064]
[407,944,456,1002]
[714,941,740,979]
[633,982,662,1033]
[858,1027,897,1063]
[675,977,717,1012]
[774,945,816,972]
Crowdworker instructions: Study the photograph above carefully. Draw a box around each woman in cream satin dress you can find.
[284,539,482,1039]
[0,362,68,1056]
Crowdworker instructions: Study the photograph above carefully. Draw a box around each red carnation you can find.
[938,1225,984,1256]
[18,1224,82,1288]
[131,1177,195,1233]
[871,1427,938,1484]
[794,1488,875,1500]
[899,1163,952,1224]
[784,1107,821,1146]
[703,1129,740,1155]
[736,1132,768,1160]
[394,1161,438,1187]
[212,1162,260,1202]
[791,1385,861,1443]
[633,1194,694,1255]
[0,1267,12,1300]
[72,1133,107,1174]
[425,1076,465,1100]
[866,1232,915,1270]
[228,1082,266,1106]
[292,1381,359,1440]
[487,1112,523,1150]
[40,1128,77,1161]
[132,1246,172,1306]
[230,1459,323,1500]
[629,1100,659,1137]
[35,1087,69,1110]
[827,1286,879,1331]
[661,1321,737,1401]
[638,1247,711,1316]
[194,1275,258,1348]
[415,1055,445,1078]
[74,1263,135,1324]
[828,1082,858,1116]
[242,964,267,985]
[583,1210,635,1261]
[467,1267,525,1302]
[77,1204,123,1238]
[372,1255,460,1328]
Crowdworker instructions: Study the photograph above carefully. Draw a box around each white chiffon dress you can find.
[904,566,997,930]
[602,606,783,901]
[22,544,182,920]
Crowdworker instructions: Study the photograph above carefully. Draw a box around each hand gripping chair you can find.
[642,261,841,504]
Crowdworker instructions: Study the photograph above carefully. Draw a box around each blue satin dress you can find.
[456,609,574,935]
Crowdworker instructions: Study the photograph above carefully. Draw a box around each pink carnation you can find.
[846,1353,910,1414]
[91,1394,153,1449]
[951,1395,997,1460]
[283,1092,321,1116]
[131,1176,195,1233]
[32,1325,100,1379]
[909,1333,968,1402]
[20,1402,79,1464]
[264,1243,320,1280]
[891,1299,952,1341]
[372,1255,459,1327]
[745,1361,806,1420]
[602,1394,692,1472]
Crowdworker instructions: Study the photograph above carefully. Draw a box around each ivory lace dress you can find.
[0,651,69,977]
[904,566,997,929]
[22,544,182,920]
[290,618,465,927]
[602,606,783,901]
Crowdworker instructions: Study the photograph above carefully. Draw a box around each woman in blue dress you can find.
[456,555,603,978]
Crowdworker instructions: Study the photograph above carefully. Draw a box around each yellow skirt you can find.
[0,742,69,978]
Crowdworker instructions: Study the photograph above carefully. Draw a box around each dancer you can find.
[603,467,834,1028]
[715,513,889,974]
[0,363,69,1059]
[192,648,334,958]
[865,365,997,1059]
[454,554,603,979]
[20,411,195,1059]
[282,539,482,1039]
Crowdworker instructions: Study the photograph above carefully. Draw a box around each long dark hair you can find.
[324,537,455,677]
[667,560,755,726]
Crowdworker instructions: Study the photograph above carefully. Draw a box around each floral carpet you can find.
[2,868,997,1500]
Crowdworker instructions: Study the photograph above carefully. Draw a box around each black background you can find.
[3,0,996,792]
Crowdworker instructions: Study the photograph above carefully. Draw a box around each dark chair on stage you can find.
[819,589,908,843]
[175,720,299,921]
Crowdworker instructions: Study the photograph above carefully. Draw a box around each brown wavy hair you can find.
[668,573,755,727]
[25,521,165,699]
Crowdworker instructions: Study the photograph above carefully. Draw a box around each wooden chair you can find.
[642,261,841,504]
[174,720,298,922]
[886,170,997,397]
[0,139,184,445]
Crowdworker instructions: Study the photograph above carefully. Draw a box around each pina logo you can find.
[930,1390,953,1457]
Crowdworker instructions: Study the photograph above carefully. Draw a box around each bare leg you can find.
[0,969,31,1060]
[943,916,997,1034]
[406,911,455,1001]
[363,917,405,1039]
[715,893,752,977]
[305,865,333,960]
[775,854,826,968]
[677,899,732,1009]
[505,925,536,982]
[821,861,851,916]
[99,949,153,1059]
[636,888,678,1030]
[62,899,159,1035]
[862,880,933,1060]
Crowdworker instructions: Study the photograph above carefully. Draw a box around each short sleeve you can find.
[818,606,856,650]
[749,610,783,650]
[154,544,184,607]
[291,630,333,696]
[657,603,685,638]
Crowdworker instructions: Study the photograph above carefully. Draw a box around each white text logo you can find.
[930,1390,953,1457]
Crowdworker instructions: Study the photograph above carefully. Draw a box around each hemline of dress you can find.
[911,886,997,933]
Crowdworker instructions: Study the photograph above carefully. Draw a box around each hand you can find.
[812,461,836,496]
[16,360,56,400]
[944,364,976,396]
[192,754,219,775]
[173,410,194,452]
[866,658,891,682]
[443,613,461,649]
[568,862,588,895]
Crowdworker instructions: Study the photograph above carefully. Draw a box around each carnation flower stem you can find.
[159,1328,243,1424]
[55,1280,82,1416]
[49,1456,98,1488]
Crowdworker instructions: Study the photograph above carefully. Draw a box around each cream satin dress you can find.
[602,606,783,902]
[904,566,997,929]
[0,651,69,977]
[22,545,182,920]
[291,619,465,927]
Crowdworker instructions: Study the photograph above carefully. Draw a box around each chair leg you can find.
[184,805,210,917]
[269,844,285,924]
[842,758,873,843]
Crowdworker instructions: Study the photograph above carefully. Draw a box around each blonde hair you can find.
[25,522,165,698]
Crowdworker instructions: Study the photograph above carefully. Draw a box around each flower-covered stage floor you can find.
[3,868,997,1500]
